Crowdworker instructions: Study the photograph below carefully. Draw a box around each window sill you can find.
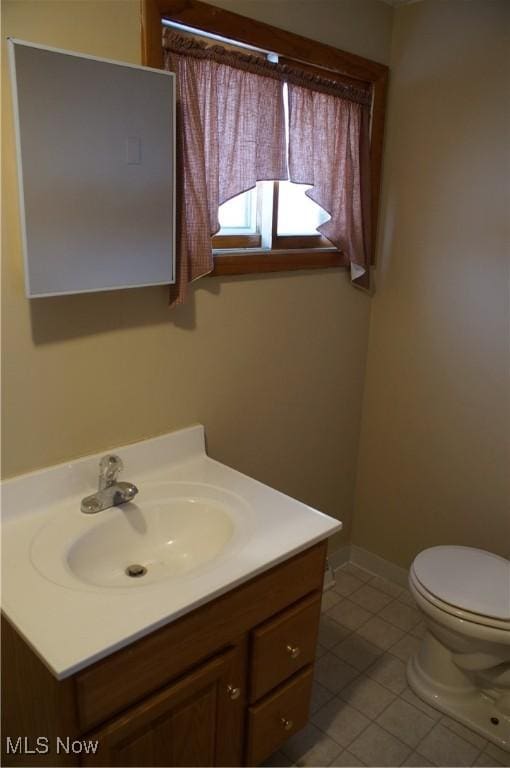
[210,248,348,276]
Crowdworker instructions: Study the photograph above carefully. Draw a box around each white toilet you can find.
[408,545,510,750]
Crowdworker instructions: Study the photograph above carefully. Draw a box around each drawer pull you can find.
[286,644,301,659]
[280,717,294,731]
[227,684,241,700]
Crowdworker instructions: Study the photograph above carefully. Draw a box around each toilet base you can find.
[407,652,510,751]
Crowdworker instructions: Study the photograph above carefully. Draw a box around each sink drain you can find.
[125,564,147,578]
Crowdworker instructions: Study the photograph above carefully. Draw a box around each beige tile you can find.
[377,698,436,748]
[312,698,370,748]
[330,749,366,766]
[410,621,427,639]
[280,722,342,767]
[261,750,293,767]
[418,723,480,766]
[378,600,422,631]
[390,634,421,661]
[356,616,405,650]
[339,563,374,583]
[475,751,505,766]
[327,600,372,632]
[322,590,344,613]
[310,680,334,715]
[334,571,366,597]
[314,652,359,694]
[485,743,510,767]
[349,723,411,767]
[369,575,405,599]
[316,642,328,659]
[440,715,487,749]
[349,584,394,613]
[319,615,351,649]
[402,751,435,766]
[332,633,383,672]
[366,653,408,694]
[340,675,396,719]
[399,590,418,607]
[401,687,442,720]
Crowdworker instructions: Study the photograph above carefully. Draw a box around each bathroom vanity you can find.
[2,541,325,766]
[1,426,340,767]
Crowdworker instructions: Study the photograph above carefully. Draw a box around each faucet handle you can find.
[99,454,123,489]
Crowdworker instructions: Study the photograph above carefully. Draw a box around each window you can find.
[212,75,332,254]
[213,181,333,252]
[141,0,388,280]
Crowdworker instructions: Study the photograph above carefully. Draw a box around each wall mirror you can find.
[9,40,175,297]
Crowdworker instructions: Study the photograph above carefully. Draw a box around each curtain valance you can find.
[163,28,372,304]
[164,32,288,304]
[163,29,372,108]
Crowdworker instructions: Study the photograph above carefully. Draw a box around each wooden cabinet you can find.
[83,649,242,768]
[246,667,314,767]
[2,541,327,767]
[250,592,321,701]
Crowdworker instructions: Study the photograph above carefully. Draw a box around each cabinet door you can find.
[83,647,243,767]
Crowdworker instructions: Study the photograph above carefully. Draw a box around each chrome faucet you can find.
[80,454,138,514]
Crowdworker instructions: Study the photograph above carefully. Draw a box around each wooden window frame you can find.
[141,0,388,277]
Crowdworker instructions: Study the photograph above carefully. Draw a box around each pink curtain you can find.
[164,37,287,305]
[287,84,372,287]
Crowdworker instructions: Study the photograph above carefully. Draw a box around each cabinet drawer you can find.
[245,666,314,766]
[250,592,321,701]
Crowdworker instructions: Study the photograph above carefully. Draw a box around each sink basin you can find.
[30,482,252,590]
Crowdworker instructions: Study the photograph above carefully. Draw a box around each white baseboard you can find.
[328,546,351,572]
[349,544,409,587]
[322,546,350,591]
[323,544,410,591]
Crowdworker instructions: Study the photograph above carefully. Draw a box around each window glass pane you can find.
[218,188,257,233]
[277,181,329,235]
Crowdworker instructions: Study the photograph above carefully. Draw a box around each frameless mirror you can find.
[9,40,176,297]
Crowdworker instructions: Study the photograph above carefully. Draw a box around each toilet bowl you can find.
[407,545,510,750]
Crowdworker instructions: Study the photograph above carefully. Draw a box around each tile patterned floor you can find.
[263,563,510,768]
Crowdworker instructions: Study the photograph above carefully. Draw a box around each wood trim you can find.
[146,0,387,82]
[212,233,261,249]
[141,0,388,269]
[369,71,388,264]
[211,250,347,276]
[278,56,371,95]
[141,0,164,69]
[272,235,333,250]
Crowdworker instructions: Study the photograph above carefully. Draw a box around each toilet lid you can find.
[413,546,510,621]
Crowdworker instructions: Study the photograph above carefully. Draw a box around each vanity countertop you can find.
[1,425,341,679]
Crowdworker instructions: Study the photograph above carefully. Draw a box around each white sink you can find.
[30,482,252,590]
[2,425,341,677]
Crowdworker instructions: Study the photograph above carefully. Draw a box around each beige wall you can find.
[1,0,393,550]
[353,0,510,566]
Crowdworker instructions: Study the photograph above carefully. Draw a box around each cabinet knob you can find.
[281,717,294,731]
[286,644,301,659]
[227,684,241,700]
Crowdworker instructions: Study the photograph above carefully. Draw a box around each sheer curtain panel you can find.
[287,84,372,286]
[163,31,287,305]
